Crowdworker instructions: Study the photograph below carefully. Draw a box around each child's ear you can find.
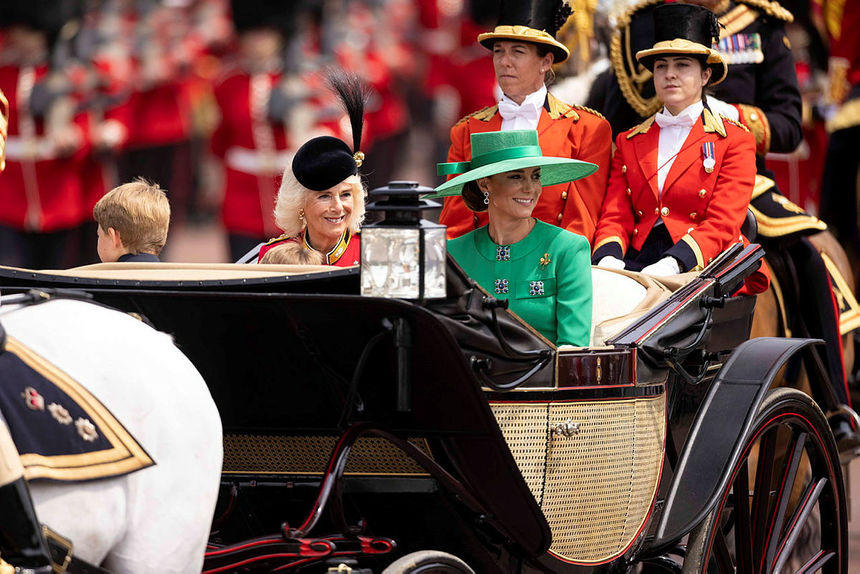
[107,227,123,248]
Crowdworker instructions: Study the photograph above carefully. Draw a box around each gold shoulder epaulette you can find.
[455,106,497,125]
[547,93,580,121]
[571,104,606,120]
[626,115,656,138]
[722,115,751,132]
[736,0,793,22]
[265,233,291,245]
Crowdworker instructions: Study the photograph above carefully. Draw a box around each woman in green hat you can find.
[430,129,597,347]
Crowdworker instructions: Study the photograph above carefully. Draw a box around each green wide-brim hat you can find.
[426,130,598,198]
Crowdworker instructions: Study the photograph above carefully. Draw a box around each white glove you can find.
[706,96,740,121]
[597,256,626,270]
[641,256,681,276]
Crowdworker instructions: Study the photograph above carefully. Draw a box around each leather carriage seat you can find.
[588,267,696,346]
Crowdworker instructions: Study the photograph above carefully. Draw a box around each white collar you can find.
[499,85,547,111]
[660,100,704,122]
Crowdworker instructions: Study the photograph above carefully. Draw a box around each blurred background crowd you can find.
[0,0,852,266]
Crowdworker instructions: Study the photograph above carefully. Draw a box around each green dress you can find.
[448,220,592,346]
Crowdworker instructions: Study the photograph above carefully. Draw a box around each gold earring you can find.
[298,208,305,222]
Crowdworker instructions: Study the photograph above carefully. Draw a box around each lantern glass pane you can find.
[422,227,447,299]
[361,228,421,298]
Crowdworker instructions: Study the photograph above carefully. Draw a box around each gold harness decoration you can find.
[4,337,153,482]
[820,253,860,336]
[748,176,828,237]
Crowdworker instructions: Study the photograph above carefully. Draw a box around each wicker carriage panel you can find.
[543,396,665,563]
[489,403,549,504]
[222,434,431,476]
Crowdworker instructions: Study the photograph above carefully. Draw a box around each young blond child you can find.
[259,241,325,265]
[93,179,170,263]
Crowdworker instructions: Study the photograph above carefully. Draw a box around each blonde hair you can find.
[260,241,326,265]
[93,179,170,255]
[273,170,365,239]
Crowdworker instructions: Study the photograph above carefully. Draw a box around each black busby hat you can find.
[292,72,367,192]
[230,0,295,36]
[0,0,83,47]
[476,0,573,64]
[635,4,727,85]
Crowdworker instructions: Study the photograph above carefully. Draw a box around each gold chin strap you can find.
[0,89,8,173]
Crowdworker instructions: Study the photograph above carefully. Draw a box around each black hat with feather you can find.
[292,72,367,192]
[476,0,574,63]
[635,4,727,85]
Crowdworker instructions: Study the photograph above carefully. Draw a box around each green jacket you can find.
[448,220,592,346]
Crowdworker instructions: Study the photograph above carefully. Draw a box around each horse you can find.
[750,230,856,395]
[0,295,223,573]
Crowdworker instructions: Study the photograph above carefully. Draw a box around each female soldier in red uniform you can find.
[592,3,767,293]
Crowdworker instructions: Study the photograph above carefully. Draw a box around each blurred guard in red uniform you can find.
[210,2,295,262]
[439,0,612,243]
[0,1,92,269]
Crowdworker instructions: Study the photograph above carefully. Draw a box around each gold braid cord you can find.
[610,0,664,117]
[0,89,8,173]
[823,0,846,40]
[735,0,794,22]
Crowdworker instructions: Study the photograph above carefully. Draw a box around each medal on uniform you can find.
[702,142,715,173]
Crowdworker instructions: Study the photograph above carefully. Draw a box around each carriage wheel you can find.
[682,388,847,573]
[381,550,475,574]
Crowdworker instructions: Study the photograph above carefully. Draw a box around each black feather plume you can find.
[555,2,573,32]
[326,70,368,155]
[708,14,720,42]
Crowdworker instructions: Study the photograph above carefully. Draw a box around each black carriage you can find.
[0,238,849,573]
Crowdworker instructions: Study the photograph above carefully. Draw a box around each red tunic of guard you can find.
[211,70,291,238]
[439,94,611,243]
[0,65,91,232]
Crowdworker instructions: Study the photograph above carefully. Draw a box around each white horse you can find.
[0,296,223,573]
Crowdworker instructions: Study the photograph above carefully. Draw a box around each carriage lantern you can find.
[360,181,447,300]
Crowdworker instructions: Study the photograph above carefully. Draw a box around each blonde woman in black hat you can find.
[257,74,366,267]
[591,3,768,293]
[438,0,612,245]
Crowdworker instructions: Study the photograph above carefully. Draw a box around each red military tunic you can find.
[257,231,360,267]
[0,65,91,232]
[211,71,291,238]
[593,108,768,292]
[439,93,611,243]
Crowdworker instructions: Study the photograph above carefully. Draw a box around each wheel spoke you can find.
[732,459,754,573]
[771,478,827,574]
[712,525,735,572]
[761,430,807,573]
[797,550,835,573]
[751,428,778,562]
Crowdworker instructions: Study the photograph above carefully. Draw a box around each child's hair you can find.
[259,241,326,265]
[93,178,170,255]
